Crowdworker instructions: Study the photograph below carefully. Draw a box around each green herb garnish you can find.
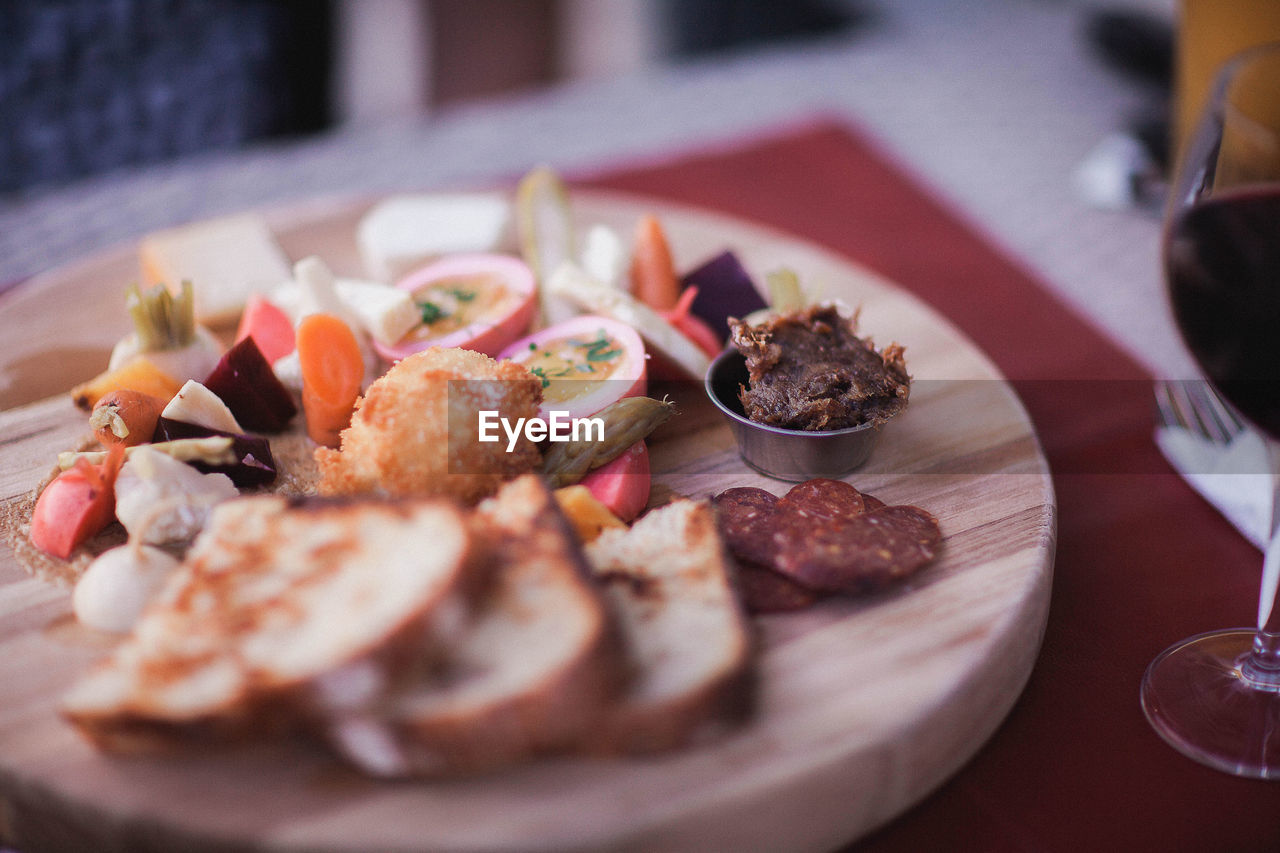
[576,330,624,361]
[445,287,476,303]
[419,301,447,324]
[571,333,622,363]
[586,347,622,362]
[530,366,551,389]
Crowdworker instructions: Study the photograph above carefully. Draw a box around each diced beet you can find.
[153,417,278,487]
[203,337,298,433]
[681,251,767,340]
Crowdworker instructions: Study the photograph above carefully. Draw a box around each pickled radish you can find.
[30,445,125,559]
[499,315,647,421]
[580,441,650,522]
[375,254,537,362]
[234,294,295,364]
[661,286,724,359]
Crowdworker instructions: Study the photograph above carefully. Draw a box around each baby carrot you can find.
[297,313,363,448]
[90,389,166,447]
[629,214,680,311]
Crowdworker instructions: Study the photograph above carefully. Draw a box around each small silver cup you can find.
[704,349,882,482]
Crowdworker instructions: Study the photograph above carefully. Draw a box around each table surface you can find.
[0,0,1190,379]
[7,0,1280,851]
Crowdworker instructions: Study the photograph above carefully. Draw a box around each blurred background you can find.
[0,0,1174,194]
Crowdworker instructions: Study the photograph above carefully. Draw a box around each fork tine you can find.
[1183,379,1245,443]
[1171,380,1220,440]
[1155,379,1246,445]
[1169,381,1209,440]
[1197,381,1246,437]
[1153,380,1187,431]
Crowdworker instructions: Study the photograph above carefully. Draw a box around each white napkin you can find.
[1155,425,1273,550]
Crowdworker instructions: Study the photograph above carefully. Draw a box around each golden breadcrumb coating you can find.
[316,347,542,504]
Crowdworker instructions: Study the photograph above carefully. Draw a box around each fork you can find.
[1153,379,1272,549]
[1153,379,1247,445]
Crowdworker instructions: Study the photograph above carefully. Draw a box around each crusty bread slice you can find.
[583,499,754,753]
[327,475,623,776]
[61,495,474,752]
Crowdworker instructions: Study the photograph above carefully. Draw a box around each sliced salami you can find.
[735,561,819,614]
[774,504,941,594]
[712,487,782,566]
[781,478,866,524]
[712,479,942,610]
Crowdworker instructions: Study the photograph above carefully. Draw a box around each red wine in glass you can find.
[1142,45,1280,779]
[1168,188,1280,439]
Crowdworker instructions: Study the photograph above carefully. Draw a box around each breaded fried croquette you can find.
[316,347,542,503]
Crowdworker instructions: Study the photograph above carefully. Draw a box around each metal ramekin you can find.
[704,348,882,482]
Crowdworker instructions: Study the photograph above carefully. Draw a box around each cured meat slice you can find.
[735,562,819,614]
[712,479,941,609]
[712,487,782,567]
[774,505,941,593]
[782,478,866,524]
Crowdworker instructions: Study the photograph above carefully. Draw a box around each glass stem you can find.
[1243,439,1280,689]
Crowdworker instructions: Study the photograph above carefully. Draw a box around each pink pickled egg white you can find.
[498,314,647,421]
[374,253,537,361]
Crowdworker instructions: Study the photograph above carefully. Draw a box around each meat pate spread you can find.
[729,305,909,431]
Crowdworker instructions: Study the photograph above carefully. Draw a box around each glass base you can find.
[1141,629,1280,779]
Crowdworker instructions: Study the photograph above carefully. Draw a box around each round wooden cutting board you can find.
[0,193,1054,853]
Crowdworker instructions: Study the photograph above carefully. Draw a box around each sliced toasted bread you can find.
[583,499,754,753]
[327,475,623,776]
[61,495,474,752]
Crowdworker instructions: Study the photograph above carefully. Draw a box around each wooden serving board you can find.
[0,193,1054,853]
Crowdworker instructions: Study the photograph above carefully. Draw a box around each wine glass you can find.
[1141,43,1280,778]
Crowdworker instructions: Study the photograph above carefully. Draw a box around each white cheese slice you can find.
[162,380,244,434]
[293,256,352,322]
[139,213,292,327]
[357,193,512,282]
[334,279,419,347]
[273,271,418,349]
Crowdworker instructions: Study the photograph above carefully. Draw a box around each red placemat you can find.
[584,120,1280,852]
